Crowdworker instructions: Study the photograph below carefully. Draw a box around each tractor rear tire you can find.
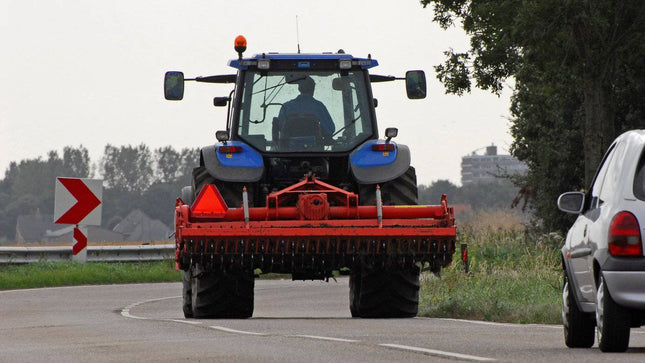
[192,166,249,208]
[353,166,420,318]
[359,166,418,206]
[354,265,420,318]
[349,270,362,317]
[191,267,254,319]
[182,270,193,318]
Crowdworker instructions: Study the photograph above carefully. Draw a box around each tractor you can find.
[165,36,456,318]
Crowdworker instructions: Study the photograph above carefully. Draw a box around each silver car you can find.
[558,129,645,352]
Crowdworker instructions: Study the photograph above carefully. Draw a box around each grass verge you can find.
[419,227,563,324]
[0,260,181,290]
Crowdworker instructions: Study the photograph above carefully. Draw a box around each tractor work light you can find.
[219,145,243,154]
[257,59,270,70]
[372,143,395,152]
[339,59,352,69]
[234,35,247,59]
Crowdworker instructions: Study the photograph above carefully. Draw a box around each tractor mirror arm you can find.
[369,75,403,83]
[186,74,237,84]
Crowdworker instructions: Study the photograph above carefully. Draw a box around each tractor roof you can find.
[228,53,378,70]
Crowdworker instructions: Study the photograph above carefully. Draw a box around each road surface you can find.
[1,278,644,362]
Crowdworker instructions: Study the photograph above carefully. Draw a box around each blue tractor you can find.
[165,36,456,319]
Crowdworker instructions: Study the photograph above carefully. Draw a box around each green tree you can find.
[419,179,459,205]
[421,0,645,231]
[101,144,153,193]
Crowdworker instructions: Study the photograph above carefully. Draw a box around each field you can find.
[419,211,563,324]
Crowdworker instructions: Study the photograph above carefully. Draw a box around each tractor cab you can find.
[164,36,426,157]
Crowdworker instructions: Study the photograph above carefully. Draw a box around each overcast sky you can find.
[0,0,513,185]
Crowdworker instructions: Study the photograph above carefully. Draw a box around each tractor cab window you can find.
[238,70,373,152]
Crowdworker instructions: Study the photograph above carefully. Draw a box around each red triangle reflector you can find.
[191,184,228,218]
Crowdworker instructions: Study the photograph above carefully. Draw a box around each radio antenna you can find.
[296,15,301,54]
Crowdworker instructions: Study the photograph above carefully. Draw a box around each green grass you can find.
[0,260,181,290]
[419,228,563,324]
[0,261,325,290]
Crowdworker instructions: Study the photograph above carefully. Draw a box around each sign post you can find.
[54,178,103,263]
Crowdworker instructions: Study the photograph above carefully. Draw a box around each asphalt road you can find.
[1,278,644,362]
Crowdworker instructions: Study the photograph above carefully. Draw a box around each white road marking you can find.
[439,318,561,330]
[210,326,268,336]
[289,334,358,343]
[169,319,203,325]
[379,343,496,362]
[121,295,181,320]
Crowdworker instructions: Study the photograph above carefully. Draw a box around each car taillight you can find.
[608,211,643,256]
[371,143,394,152]
[218,145,242,154]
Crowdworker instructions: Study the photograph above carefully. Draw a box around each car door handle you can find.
[569,248,592,258]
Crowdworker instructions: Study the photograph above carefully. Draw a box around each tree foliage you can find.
[419,179,518,212]
[101,144,153,193]
[421,0,645,231]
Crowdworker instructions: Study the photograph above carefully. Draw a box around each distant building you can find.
[112,209,171,242]
[461,144,528,185]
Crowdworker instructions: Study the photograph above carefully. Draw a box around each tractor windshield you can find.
[238,70,373,152]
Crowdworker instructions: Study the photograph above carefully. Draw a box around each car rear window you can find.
[635,147,645,201]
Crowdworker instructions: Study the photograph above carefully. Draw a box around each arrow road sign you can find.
[72,227,88,255]
[54,178,103,226]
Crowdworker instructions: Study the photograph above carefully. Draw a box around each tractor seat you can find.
[278,113,324,151]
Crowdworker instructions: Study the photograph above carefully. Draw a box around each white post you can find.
[71,225,88,263]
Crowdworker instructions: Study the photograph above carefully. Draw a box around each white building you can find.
[461,145,528,185]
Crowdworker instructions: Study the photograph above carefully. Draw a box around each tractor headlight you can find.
[339,59,352,70]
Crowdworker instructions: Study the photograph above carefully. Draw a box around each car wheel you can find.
[562,272,594,348]
[596,274,631,352]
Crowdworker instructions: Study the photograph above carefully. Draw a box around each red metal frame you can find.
[174,175,456,268]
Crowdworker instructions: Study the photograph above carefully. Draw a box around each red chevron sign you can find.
[72,227,88,255]
[54,178,103,226]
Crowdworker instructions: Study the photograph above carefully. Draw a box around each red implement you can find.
[174,175,456,273]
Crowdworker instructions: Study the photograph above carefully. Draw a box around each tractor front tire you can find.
[190,266,255,319]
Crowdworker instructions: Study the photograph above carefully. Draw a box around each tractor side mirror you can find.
[216,130,230,142]
[214,97,229,107]
[164,71,185,100]
[405,70,426,99]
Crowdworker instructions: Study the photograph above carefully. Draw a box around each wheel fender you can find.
[562,251,596,313]
[181,185,194,206]
[350,140,411,184]
[200,143,264,183]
